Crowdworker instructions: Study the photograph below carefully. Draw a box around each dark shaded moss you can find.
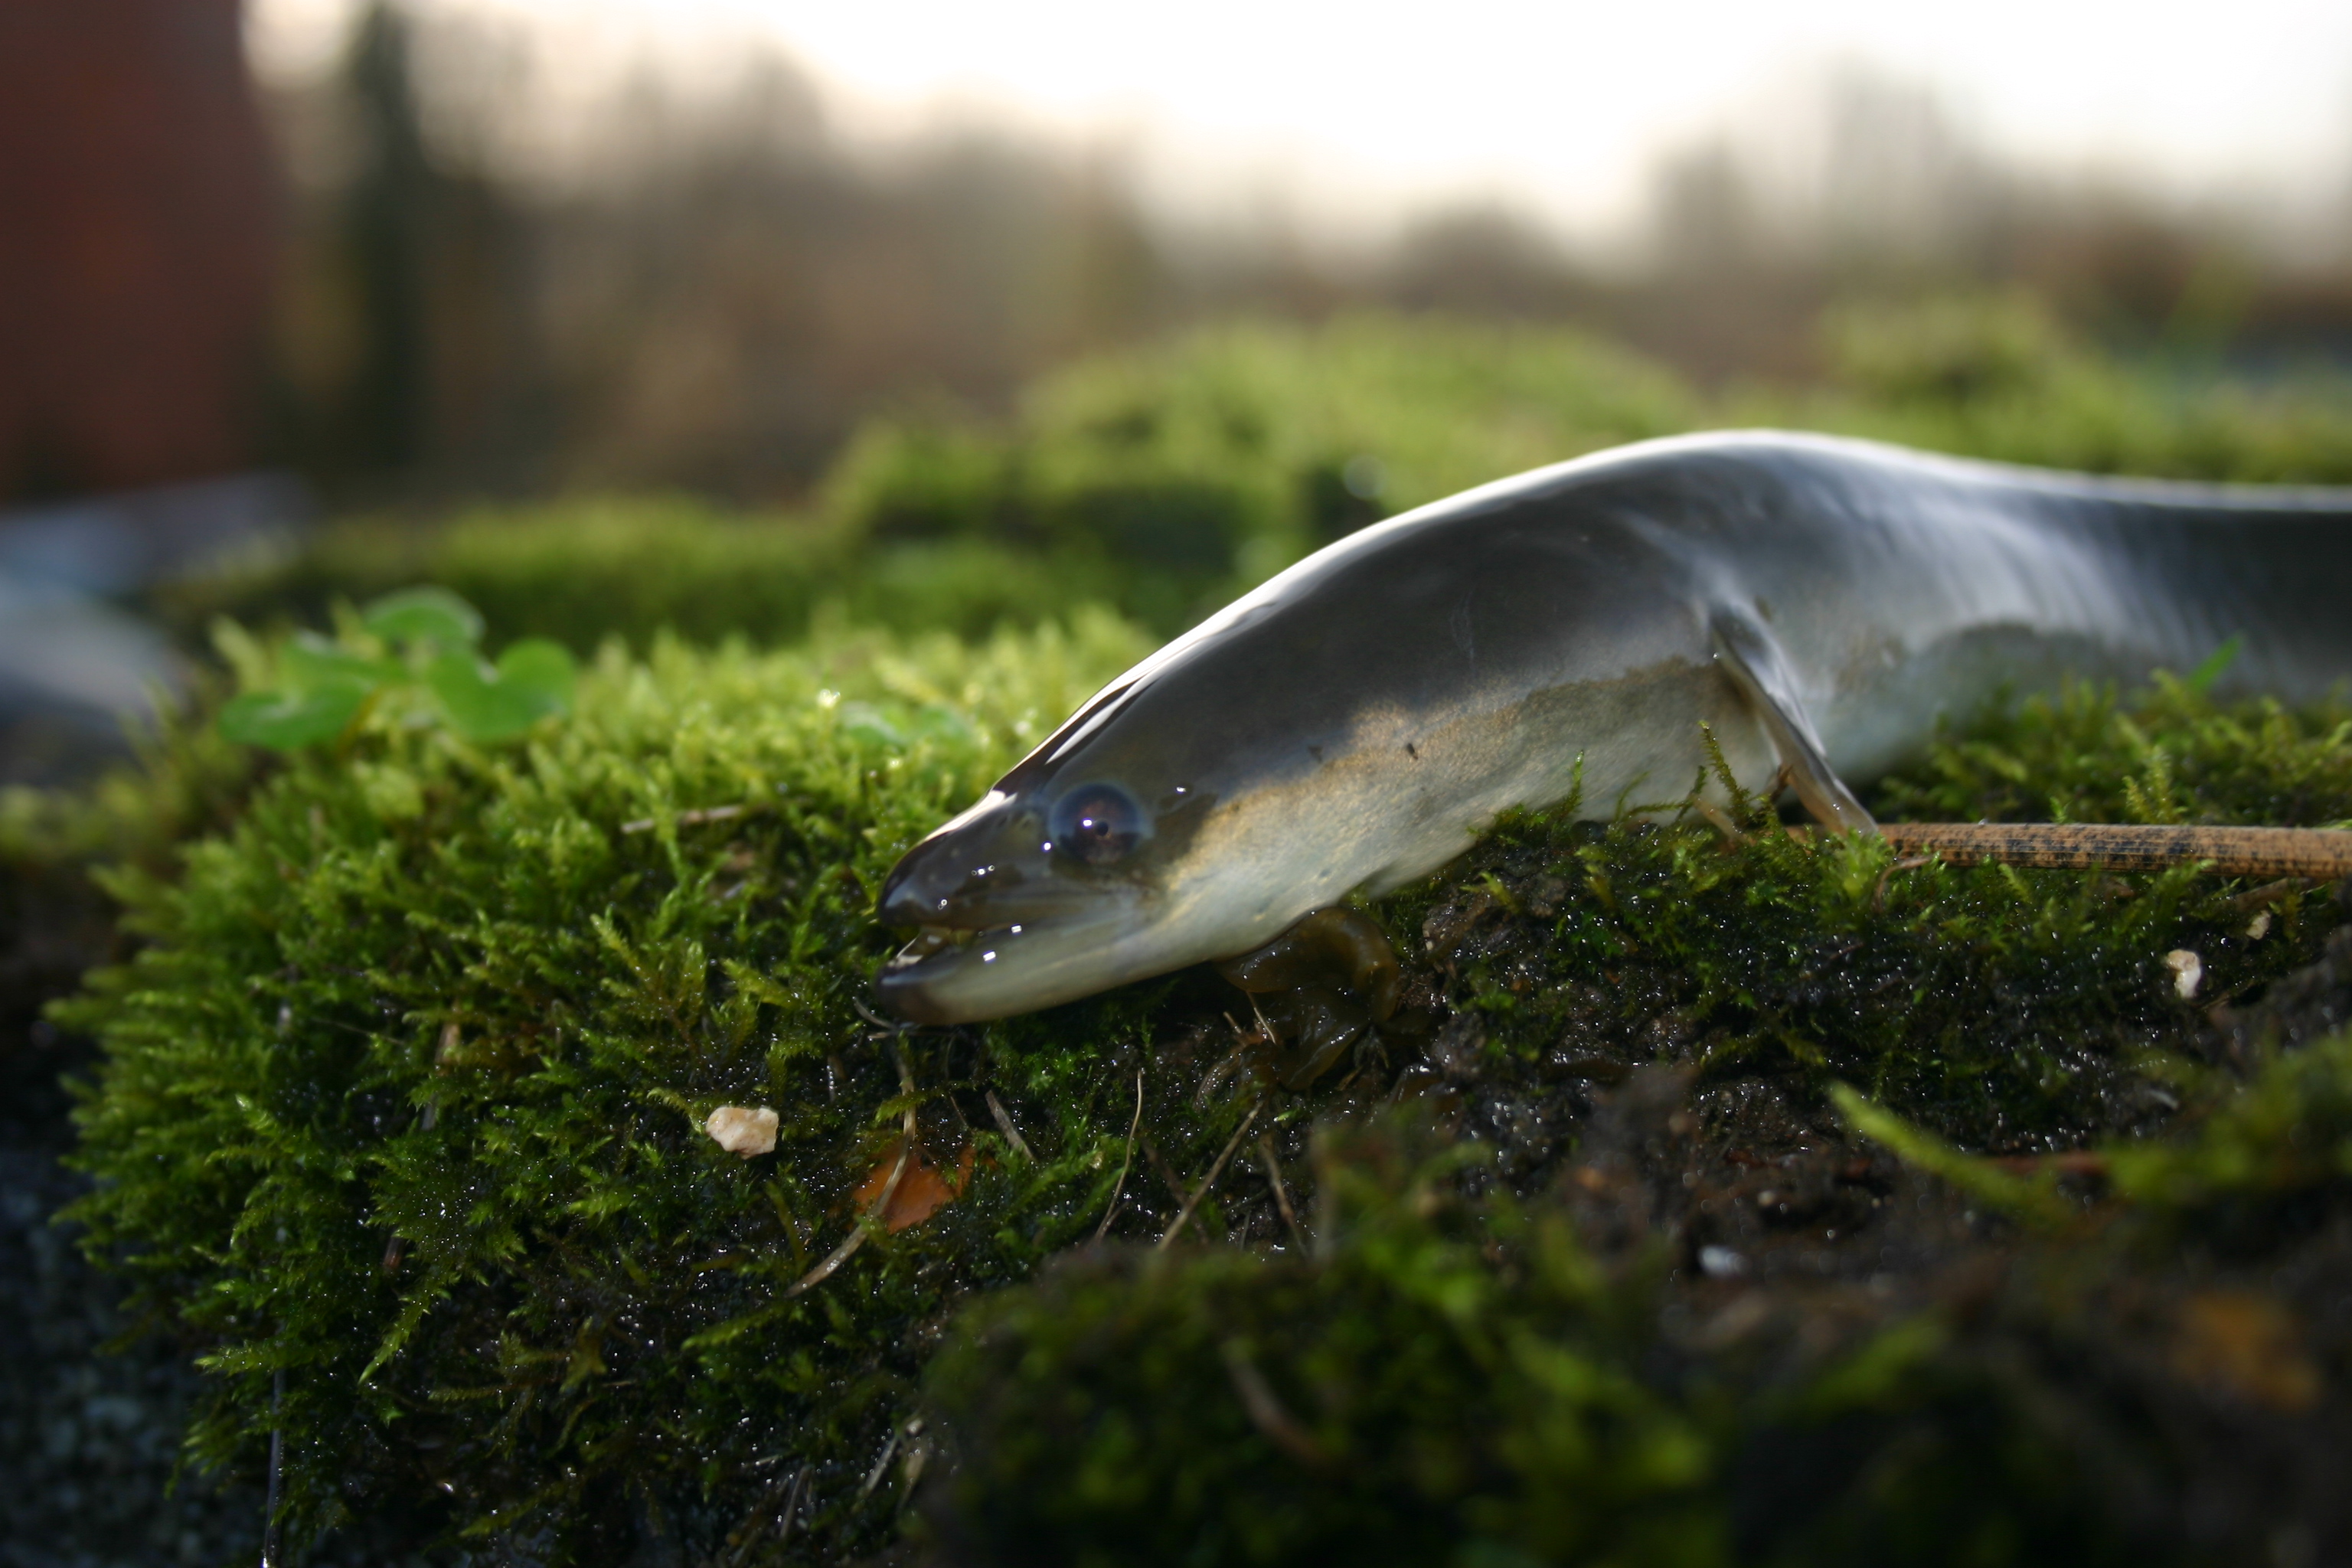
[913,684,2352,1568]
[921,932,2352,1568]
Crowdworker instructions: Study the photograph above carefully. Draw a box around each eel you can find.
[874,430,2352,1029]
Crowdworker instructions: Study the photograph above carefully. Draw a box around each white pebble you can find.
[705,1105,779,1157]
[2246,910,2273,942]
[2164,949,2203,1001]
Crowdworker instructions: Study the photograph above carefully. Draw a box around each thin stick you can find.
[857,1428,901,1500]
[620,802,747,834]
[1869,822,2352,879]
[258,1369,285,1568]
[785,1134,910,1298]
[1220,1341,1330,1468]
[1157,1099,1265,1252]
[776,1463,806,1544]
[984,1089,1032,1161]
[1258,1134,1309,1253]
[726,1462,808,1568]
[1093,1064,1146,1243]
[789,1044,923,1298]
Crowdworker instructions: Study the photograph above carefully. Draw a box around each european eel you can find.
[876,431,2352,1054]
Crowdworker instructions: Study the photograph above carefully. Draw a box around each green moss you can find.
[924,1119,1727,1568]
[920,1110,2158,1568]
[1377,679,2352,1151]
[62,612,1320,1559]
[60,623,2352,1563]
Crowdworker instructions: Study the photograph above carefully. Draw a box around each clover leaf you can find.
[425,639,578,742]
[362,586,486,650]
[217,588,577,752]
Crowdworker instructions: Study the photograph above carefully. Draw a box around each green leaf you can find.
[364,586,485,650]
[217,677,374,750]
[281,632,401,689]
[426,640,576,741]
[496,638,577,709]
[836,701,904,749]
[2187,633,2244,694]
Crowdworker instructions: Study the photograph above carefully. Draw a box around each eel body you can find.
[876,431,2352,1024]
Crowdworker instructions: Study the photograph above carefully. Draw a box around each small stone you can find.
[2164,949,2203,1001]
[705,1105,779,1158]
[2246,909,2273,942]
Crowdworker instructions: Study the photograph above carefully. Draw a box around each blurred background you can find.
[9,0,2352,777]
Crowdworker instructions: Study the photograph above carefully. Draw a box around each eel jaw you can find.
[874,895,1156,1025]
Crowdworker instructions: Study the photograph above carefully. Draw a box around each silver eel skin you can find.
[876,430,2352,1024]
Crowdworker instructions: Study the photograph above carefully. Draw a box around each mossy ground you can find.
[28,305,2352,1564]
[44,623,2352,1565]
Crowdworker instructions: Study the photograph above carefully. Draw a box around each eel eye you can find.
[1049,782,1148,867]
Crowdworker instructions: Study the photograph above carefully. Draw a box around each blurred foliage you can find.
[158,496,1128,652]
[182,315,1702,645]
[1759,291,2352,481]
[826,314,1697,628]
[178,305,2352,658]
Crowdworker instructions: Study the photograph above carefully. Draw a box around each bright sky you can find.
[249,0,2352,239]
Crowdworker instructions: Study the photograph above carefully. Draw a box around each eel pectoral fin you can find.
[1709,608,1877,835]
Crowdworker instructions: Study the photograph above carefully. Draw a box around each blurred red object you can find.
[0,0,277,503]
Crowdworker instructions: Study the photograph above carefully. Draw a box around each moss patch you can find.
[53,611,2352,1563]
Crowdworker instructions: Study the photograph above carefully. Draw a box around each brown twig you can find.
[620,802,748,835]
[786,1033,924,1298]
[1258,1134,1309,1253]
[1220,1341,1329,1468]
[1093,1064,1146,1243]
[984,1089,1031,1161]
[1157,1099,1266,1251]
[1869,822,2352,879]
[784,1130,910,1298]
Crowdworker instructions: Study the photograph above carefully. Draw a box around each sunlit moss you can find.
[62,613,1269,1560]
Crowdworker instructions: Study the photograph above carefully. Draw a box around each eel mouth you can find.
[892,923,996,963]
[875,917,1059,1024]
[874,893,1161,1024]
